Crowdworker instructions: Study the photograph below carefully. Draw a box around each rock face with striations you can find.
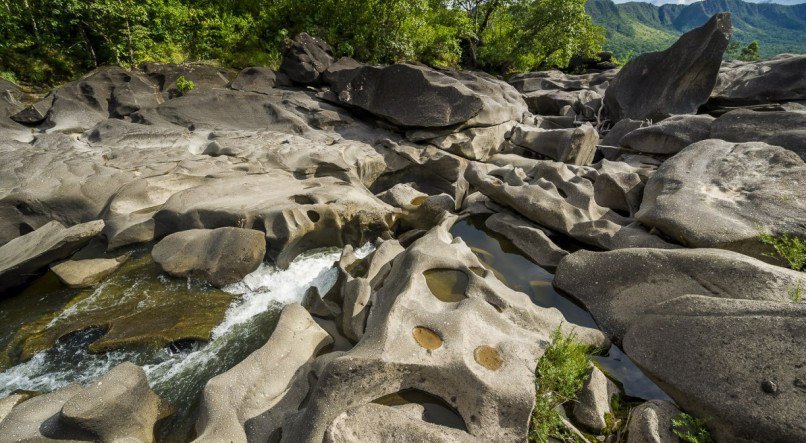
[151,227,266,287]
[604,13,732,121]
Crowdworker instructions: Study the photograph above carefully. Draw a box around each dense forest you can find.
[0,0,604,85]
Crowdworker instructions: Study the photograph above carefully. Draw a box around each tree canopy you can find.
[0,0,605,85]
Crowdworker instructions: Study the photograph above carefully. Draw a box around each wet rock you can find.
[626,400,681,443]
[572,365,619,433]
[152,227,266,287]
[509,124,599,165]
[619,115,714,155]
[624,296,806,442]
[279,227,607,442]
[484,212,568,272]
[50,255,128,288]
[636,140,805,261]
[709,54,806,108]
[604,13,732,121]
[153,171,393,269]
[1,253,234,366]
[60,362,164,442]
[194,304,332,442]
[330,63,525,129]
[229,67,277,94]
[0,220,104,294]
[554,247,804,341]
[280,33,334,85]
[710,109,806,159]
[44,66,161,133]
[465,161,670,250]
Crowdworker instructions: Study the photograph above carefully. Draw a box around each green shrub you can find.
[672,412,713,443]
[174,75,195,95]
[759,232,806,272]
[528,328,596,442]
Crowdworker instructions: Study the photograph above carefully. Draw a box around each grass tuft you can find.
[528,327,595,443]
[759,232,806,272]
[175,75,196,96]
[671,412,713,443]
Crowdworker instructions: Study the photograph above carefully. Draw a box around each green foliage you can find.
[789,281,802,304]
[528,328,595,442]
[174,75,195,95]
[0,0,605,85]
[739,41,760,61]
[759,232,806,272]
[671,413,713,443]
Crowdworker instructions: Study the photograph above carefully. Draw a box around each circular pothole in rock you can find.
[291,195,316,205]
[474,345,503,370]
[423,269,468,303]
[413,326,443,350]
[306,210,320,223]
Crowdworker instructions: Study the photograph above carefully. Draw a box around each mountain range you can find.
[587,0,806,58]
[612,0,806,5]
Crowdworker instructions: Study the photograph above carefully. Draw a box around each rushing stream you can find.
[0,218,668,441]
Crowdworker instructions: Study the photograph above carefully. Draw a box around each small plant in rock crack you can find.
[671,412,713,443]
[528,327,597,443]
[759,232,806,272]
[175,75,196,96]
[789,281,803,303]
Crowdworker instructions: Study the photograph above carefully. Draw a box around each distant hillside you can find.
[587,0,806,58]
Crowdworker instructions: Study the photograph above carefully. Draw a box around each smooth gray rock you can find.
[194,304,332,442]
[0,384,90,442]
[280,33,333,84]
[636,140,805,261]
[331,63,525,129]
[710,109,806,159]
[484,212,568,272]
[151,227,266,287]
[509,69,616,94]
[604,13,732,121]
[60,362,163,442]
[626,400,682,443]
[50,255,128,288]
[624,296,806,443]
[600,119,644,147]
[553,247,805,341]
[0,220,104,293]
[710,54,806,107]
[523,89,602,120]
[139,62,235,97]
[620,115,714,155]
[230,67,277,94]
[509,124,599,165]
[11,95,53,125]
[572,365,620,433]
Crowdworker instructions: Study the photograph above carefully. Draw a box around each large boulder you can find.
[151,227,266,287]
[153,171,394,268]
[0,362,165,442]
[509,69,616,94]
[619,114,714,155]
[484,212,568,272]
[604,13,732,121]
[709,54,806,108]
[554,247,805,340]
[626,400,682,443]
[523,89,602,121]
[60,362,165,442]
[710,109,806,159]
[330,63,525,128]
[280,33,333,85]
[194,304,332,441]
[229,67,277,94]
[0,220,104,293]
[508,124,599,165]
[43,66,161,133]
[636,140,805,261]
